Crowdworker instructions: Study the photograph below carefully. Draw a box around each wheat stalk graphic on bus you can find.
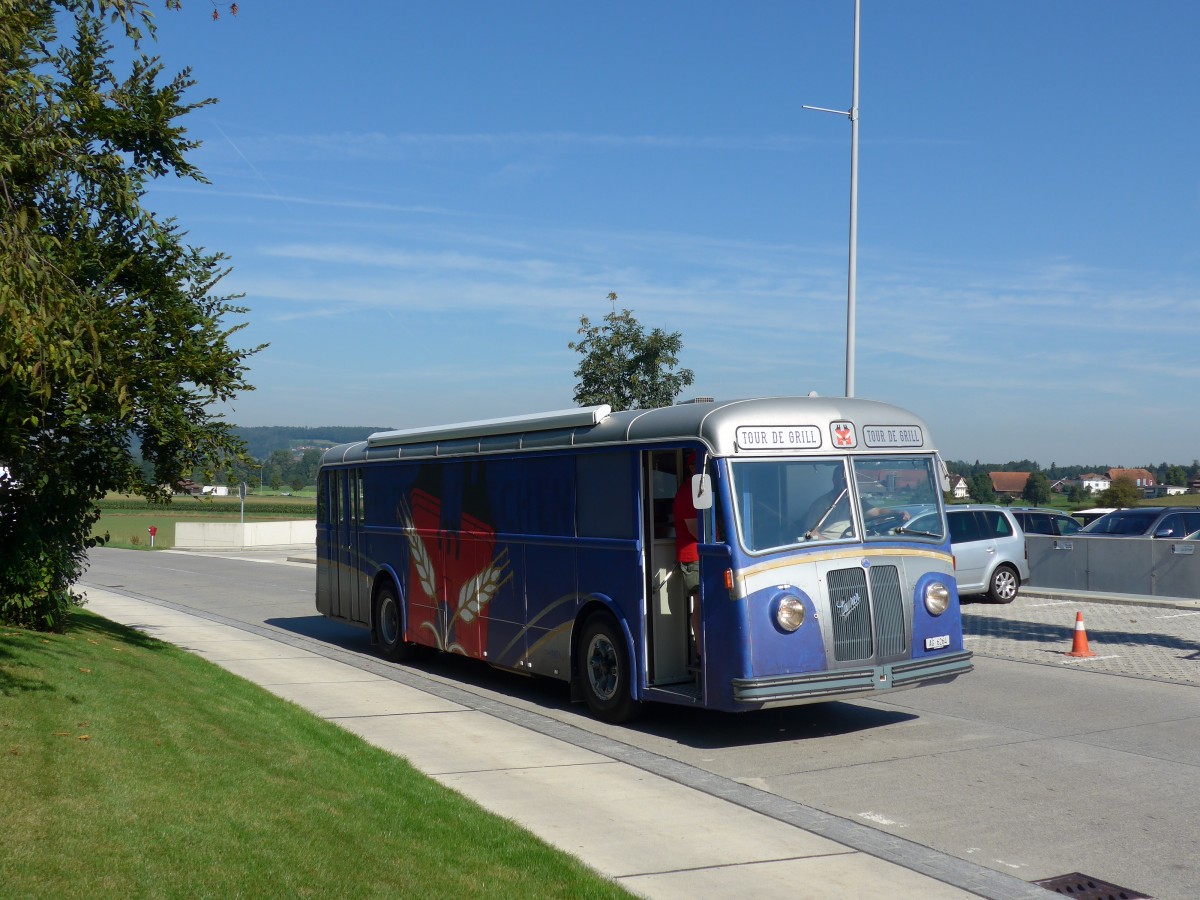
[398,493,512,654]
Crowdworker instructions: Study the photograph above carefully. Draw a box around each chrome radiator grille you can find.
[827,564,907,662]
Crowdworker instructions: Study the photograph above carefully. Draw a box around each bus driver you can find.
[804,466,909,541]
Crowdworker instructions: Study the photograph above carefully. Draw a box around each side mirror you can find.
[691,473,713,510]
[936,453,951,492]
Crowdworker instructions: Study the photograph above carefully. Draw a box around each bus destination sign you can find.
[735,425,822,450]
[862,425,924,448]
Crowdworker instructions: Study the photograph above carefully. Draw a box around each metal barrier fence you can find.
[1026,534,1200,598]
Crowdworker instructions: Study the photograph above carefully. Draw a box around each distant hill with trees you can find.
[232,426,393,460]
[945,458,1200,506]
[946,459,1200,486]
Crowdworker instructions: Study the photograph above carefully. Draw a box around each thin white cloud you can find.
[240,231,1200,348]
[149,184,457,216]
[248,131,830,159]
[202,129,970,162]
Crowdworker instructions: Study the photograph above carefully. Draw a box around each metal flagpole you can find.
[804,0,861,398]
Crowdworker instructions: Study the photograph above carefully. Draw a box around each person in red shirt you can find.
[673,452,701,664]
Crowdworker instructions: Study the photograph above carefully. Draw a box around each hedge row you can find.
[98,498,316,517]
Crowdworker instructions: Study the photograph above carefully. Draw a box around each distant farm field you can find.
[949,494,1200,512]
[93,494,316,550]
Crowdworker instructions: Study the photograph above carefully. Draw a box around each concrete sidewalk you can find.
[1021,585,1200,611]
[83,586,1046,900]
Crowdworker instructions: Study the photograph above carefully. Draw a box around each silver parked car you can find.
[1079,507,1200,538]
[907,505,1028,603]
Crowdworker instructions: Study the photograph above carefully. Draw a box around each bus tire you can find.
[376,583,418,661]
[577,613,640,724]
[987,564,1020,604]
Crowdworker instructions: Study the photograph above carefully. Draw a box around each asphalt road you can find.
[81,548,1200,900]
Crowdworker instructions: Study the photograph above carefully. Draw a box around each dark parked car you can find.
[1079,507,1200,538]
[1072,507,1116,526]
[1010,507,1082,536]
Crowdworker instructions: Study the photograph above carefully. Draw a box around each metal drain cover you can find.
[1033,872,1150,899]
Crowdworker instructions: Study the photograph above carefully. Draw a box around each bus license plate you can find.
[924,635,950,651]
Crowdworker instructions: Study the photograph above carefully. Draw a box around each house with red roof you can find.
[989,471,1030,499]
[1107,468,1155,489]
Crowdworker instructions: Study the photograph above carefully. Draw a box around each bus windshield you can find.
[730,456,944,553]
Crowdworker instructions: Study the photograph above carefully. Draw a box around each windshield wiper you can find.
[895,525,941,538]
[805,487,848,540]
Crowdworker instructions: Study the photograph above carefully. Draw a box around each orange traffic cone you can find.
[1064,611,1096,658]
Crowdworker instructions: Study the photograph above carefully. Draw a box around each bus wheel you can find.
[376,584,417,661]
[577,614,640,723]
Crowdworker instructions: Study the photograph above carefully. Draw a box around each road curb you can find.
[1020,588,1200,612]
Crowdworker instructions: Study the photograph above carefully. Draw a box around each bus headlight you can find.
[924,582,951,616]
[774,594,806,632]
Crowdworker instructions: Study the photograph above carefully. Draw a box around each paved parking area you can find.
[963,593,1200,686]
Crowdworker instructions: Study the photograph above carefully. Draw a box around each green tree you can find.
[0,1,260,629]
[968,472,996,503]
[1097,477,1141,508]
[266,449,294,476]
[224,453,260,492]
[568,294,695,412]
[298,448,323,486]
[1021,471,1052,505]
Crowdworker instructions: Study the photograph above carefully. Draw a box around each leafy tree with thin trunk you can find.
[1097,477,1142,509]
[969,472,996,504]
[1,0,261,629]
[568,294,694,412]
[1021,471,1052,505]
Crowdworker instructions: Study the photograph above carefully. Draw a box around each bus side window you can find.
[354,469,364,525]
[317,473,329,524]
[523,456,575,538]
[577,453,636,539]
[649,452,679,540]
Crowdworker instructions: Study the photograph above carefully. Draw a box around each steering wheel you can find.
[797,523,854,542]
[865,511,909,536]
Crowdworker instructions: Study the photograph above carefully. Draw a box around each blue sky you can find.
[138,2,1198,466]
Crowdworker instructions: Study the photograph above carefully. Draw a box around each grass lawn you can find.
[94,494,317,550]
[0,610,630,898]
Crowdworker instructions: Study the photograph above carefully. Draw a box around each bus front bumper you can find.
[730,650,973,705]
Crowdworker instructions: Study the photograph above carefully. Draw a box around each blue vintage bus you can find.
[315,397,971,722]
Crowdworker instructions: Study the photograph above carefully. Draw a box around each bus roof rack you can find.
[367,405,612,448]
